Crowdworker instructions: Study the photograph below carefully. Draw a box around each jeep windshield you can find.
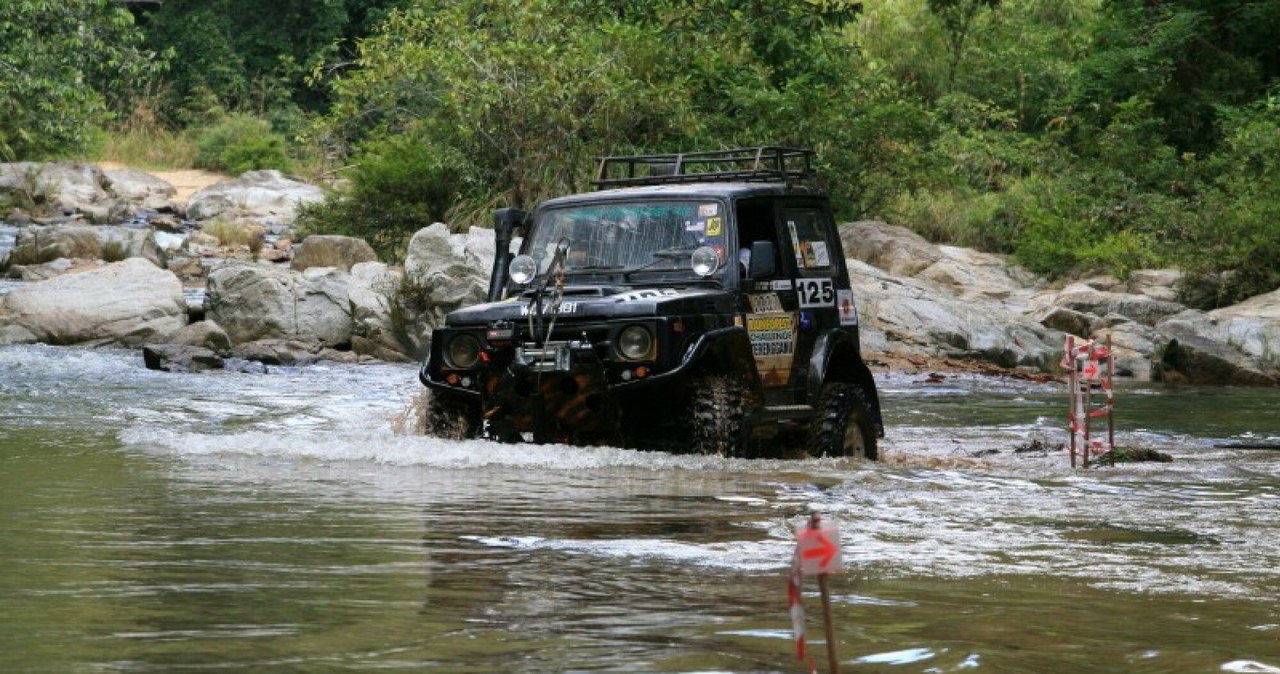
[524,200,726,279]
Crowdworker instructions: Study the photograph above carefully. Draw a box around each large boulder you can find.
[839,220,942,277]
[1045,283,1187,327]
[0,258,186,346]
[205,262,353,347]
[9,224,164,269]
[103,167,177,212]
[1147,292,1280,385]
[348,261,411,362]
[291,234,378,272]
[914,245,1042,306]
[399,224,493,349]
[168,319,233,355]
[849,258,1062,369]
[1153,334,1277,386]
[0,162,122,221]
[186,170,325,223]
[142,343,224,373]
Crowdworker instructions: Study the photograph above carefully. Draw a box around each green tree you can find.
[136,0,408,124]
[0,0,162,160]
[1068,0,1280,153]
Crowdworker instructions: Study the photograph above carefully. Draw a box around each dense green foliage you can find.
[0,0,163,159]
[193,114,293,175]
[4,0,1279,301]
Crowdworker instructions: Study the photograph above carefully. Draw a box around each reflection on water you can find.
[1,345,1278,673]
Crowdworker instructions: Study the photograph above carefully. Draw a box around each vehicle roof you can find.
[537,181,826,210]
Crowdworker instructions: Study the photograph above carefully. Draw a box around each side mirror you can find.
[747,240,776,280]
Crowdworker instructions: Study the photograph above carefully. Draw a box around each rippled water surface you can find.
[2,345,1278,673]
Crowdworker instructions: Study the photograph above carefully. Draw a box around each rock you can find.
[1037,306,1093,337]
[1123,269,1184,303]
[400,223,493,351]
[142,343,224,372]
[915,246,1042,305]
[10,224,164,268]
[296,266,354,347]
[1095,447,1173,463]
[849,258,1062,369]
[228,338,360,366]
[103,167,177,212]
[839,220,942,277]
[206,263,297,343]
[1153,335,1277,386]
[0,258,186,347]
[8,257,73,282]
[205,261,353,347]
[1050,283,1187,327]
[1205,288,1280,364]
[166,256,204,280]
[169,320,232,355]
[0,162,122,221]
[348,261,411,361]
[186,170,325,223]
[291,234,378,272]
[1090,322,1159,380]
[12,224,101,260]
[231,338,323,366]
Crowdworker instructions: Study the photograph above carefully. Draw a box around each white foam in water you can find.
[1222,662,1280,674]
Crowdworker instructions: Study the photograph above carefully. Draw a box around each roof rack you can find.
[591,146,815,189]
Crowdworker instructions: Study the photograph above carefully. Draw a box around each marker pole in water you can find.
[1107,333,1116,467]
[1066,336,1078,468]
[795,513,842,673]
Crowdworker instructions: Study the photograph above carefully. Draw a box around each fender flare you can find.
[681,325,763,390]
[807,329,884,437]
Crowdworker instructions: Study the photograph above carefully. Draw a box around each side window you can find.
[735,198,780,278]
[783,207,834,271]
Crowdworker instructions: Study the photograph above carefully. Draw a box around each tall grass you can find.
[92,100,199,170]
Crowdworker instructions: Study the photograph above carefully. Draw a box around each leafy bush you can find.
[297,134,483,260]
[194,114,293,175]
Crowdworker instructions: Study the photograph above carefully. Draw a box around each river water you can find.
[1,344,1277,673]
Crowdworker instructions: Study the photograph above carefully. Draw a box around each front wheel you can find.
[424,392,481,440]
[807,382,878,460]
[688,374,750,457]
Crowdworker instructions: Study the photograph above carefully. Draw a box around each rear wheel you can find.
[688,374,750,457]
[808,382,878,460]
[424,392,481,440]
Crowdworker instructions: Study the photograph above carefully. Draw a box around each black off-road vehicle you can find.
[418,147,883,458]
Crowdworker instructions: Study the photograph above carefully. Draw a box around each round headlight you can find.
[445,334,481,369]
[691,246,720,277]
[617,325,654,361]
[509,254,537,285]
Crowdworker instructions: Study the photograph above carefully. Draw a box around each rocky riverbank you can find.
[2,161,1278,385]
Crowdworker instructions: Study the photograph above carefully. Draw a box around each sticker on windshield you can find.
[705,217,723,237]
[698,203,719,217]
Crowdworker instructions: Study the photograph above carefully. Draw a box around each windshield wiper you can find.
[621,247,697,281]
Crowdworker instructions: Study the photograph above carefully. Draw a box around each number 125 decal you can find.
[796,278,835,308]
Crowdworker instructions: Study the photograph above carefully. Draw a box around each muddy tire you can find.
[689,374,750,457]
[424,392,481,440]
[807,382,877,460]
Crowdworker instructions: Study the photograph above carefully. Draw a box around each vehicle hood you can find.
[444,284,734,326]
